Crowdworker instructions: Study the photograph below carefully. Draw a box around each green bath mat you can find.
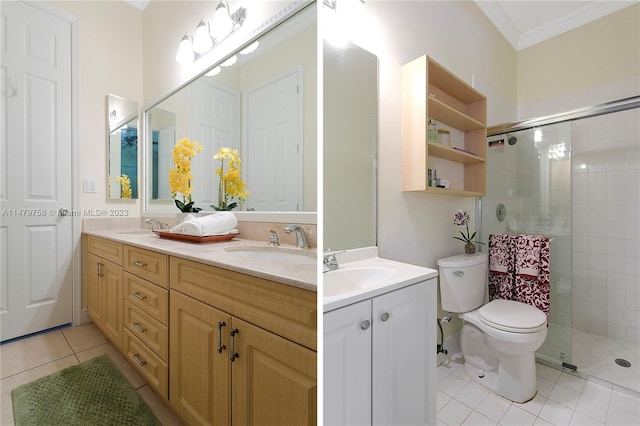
[11,354,161,426]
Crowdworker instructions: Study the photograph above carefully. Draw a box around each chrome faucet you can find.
[267,228,280,246]
[283,224,309,249]
[144,218,168,231]
[323,250,345,273]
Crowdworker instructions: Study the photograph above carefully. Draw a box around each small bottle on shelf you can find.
[428,118,437,143]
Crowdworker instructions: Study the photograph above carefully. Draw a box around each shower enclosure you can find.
[482,97,640,394]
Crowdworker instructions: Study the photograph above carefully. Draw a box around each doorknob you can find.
[59,208,70,216]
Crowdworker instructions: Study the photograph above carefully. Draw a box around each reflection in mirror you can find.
[107,94,138,199]
[145,5,316,214]
[323,40,378,250]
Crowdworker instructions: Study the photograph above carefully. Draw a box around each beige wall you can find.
[517,3,640,108]
[52,0,144,216]
[363,1,517,339]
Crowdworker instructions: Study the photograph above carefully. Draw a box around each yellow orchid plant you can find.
[115,174,132,199]
[212,147,249,211]
[169,137,203,212]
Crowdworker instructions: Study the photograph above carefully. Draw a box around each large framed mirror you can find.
[323,39,378,250]
[107,94,139,199]
[144,2,316,219]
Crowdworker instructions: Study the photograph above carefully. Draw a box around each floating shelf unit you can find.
[401,55,487,196]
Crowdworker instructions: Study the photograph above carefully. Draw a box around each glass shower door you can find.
[483,122,573,367]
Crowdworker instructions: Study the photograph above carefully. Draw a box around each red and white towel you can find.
[488,233,551,323]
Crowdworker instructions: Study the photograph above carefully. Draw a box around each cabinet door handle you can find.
[381,312,390,322]
[132,260,147,267]
[132,322,146,333]
[361,320,371,330]
[97,262,103,277]
[217,321,226,354]
[132,292,146,301]
[132,353,146,367]
[230,328,239,362]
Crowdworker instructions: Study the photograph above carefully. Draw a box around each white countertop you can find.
[84,229,317,292]
[323,247,438,312]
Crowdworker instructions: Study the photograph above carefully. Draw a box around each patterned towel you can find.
[515,235,551,323]
[488,233,515,301]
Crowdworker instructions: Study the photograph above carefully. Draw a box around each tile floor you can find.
[437,356,640,425]
[0,323,182,426]
[571,329,640,393]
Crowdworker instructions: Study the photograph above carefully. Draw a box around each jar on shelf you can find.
[437,128,450,146]
[428,119,437,143]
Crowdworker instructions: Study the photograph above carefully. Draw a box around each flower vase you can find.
[464,242,476,255]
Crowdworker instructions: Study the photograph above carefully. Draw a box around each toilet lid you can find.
[479,299,546,332]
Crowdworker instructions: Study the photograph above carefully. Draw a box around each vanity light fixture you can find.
[175,1,247,64]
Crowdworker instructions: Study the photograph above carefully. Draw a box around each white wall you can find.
[361,1,517,337]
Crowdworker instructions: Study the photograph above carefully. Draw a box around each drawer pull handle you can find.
[132,353,146,367]
[132,322,146,333]
[132,292,147,300]
[132,260,147,267]
[230,328,239,362]
[217,321,226,354]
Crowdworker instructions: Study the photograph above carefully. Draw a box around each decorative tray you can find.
[153,231,238,243]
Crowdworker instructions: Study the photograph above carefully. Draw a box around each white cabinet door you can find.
[324,300,372,426]
[372,280,437,425]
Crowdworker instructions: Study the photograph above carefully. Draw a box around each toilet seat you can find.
[479,299,546,333]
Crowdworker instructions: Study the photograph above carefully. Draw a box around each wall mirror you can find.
[107,94,139,199]
[144,4,316,217]
[323,39,378,250]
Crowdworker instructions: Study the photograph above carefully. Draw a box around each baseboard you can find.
[79,308,92,325]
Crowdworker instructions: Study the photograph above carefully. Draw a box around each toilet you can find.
[438,253,547,403]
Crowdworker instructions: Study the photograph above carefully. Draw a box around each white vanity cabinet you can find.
[324,278,437,426]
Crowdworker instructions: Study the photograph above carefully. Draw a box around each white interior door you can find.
[157,127,175,200]
[190,79,240,209]
[244,68,302,211]
[0,0,73,341]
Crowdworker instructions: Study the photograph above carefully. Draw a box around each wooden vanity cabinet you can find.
[121,246,169,400]
[169,257,317,426]
[87,237,123,351]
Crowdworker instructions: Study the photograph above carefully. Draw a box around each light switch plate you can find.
[83,178,96,193]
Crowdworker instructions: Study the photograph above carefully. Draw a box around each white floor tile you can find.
[569,410,605,425]
[537,377,556,397]
[516,394,547,416]
[437,390,452,412]
[476,393,511,423]
[461,410,495,425]
[556,372,586,393]
[606,405,640,425]
[580,381,613,403]
[610,390,640,416]
[548,383,581,409]
[537,364,563,383]
[499,404,537,426]
[439,374,469,398]
[438,398,473,426]
[455,382,489,409]
[574,393,609,422]
[538,399,575,425]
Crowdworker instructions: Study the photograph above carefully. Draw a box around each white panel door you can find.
[245,69,301,211]
[324,300,372,426]
[190,79,240,209]
[372,281,436,425]
[0,1,73,341]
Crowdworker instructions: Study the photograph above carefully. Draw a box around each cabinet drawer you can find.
[124,300,168,361]
[124,245,168,287]
[170,257,317,351]
[123,328,168,400]
[123,272,168,324]
[87,236,123,265]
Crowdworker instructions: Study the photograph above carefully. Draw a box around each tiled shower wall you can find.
[571,107,640,344]
[518,77,640,345]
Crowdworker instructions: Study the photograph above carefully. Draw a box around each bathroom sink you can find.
[323,265,397,297]
[225,246,316,265]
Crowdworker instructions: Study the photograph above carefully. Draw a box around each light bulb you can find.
[213,1,233,41]
[175,33,194,64]
[193,19,213,54]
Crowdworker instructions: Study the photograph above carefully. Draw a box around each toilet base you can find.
[462,360,537,403]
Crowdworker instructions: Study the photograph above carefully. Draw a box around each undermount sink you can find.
[225,246,316,265]
[323,265,397,297]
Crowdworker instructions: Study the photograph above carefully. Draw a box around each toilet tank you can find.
[437,253,488,313]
